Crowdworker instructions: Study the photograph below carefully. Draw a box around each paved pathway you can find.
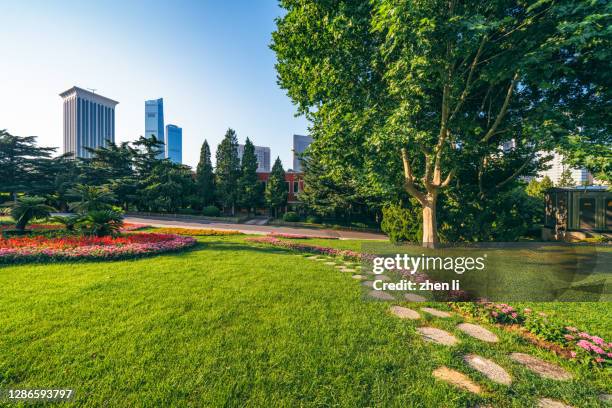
[124,215,386,240]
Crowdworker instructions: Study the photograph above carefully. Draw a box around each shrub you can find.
[11,196,56,231]
[50,215,81,231]
[201,205,221,217]
[306,215,321,224]
[79,210,124,237]
[381,203,421,244]
[152,227,242,236]
[283,211,300,222]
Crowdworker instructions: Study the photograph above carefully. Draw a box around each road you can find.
[124,215,387,240]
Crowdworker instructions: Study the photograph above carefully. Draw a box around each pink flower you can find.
[576,340,592,350]
[510,312,518,319]
[590,336,605,346]
[595,357,605,363]
[591,346,605,354]
[564,334,575,341]
[565,326,578,332]
[523,308,532,313]
[607,353,612,358]
[491,311,498,317]
[579,332,591,339]
[569,351,577,358]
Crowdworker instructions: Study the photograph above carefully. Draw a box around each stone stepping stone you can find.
[305,256,320,260]
[537,398,574,408]
[432,366,482,394]
[599,394,612,404]
[463,354,511,385]
[340,268,356,273]
[420,307,452,318]
[324,261,337,265]
[362,281,375,288]
[510,353,573,381]
[416,327,458,346]
[457,323,499,343]
[367,290,394,300]
[404,293,427,302]
[389,305,420,320]
[374,274,391,281]
[351,274,365,280]
[314,257,327,261]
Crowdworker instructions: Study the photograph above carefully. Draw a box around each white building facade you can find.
[538,151,593,186]
[60,86,118,158]
[237,144,271,173]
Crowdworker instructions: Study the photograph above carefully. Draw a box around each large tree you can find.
[265,157,288,217]
[195,139,216,207]
[215,128,241,215]
[272,0,611,247]
[237,137,262,214]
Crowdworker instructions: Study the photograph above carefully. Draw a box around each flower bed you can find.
[0,233,196,264]
[0,223,61,231]
[246,236,364,260]
[267,232,339,240]
[152,227,243,236]
[121,223,150,232]
[452,301,611,367]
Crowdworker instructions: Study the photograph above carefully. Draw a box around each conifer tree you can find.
[237,138,261,214]
[265,157,287,217]
[215,128,240,215]
[195,139,216,207]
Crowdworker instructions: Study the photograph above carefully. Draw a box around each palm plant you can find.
[79,210,124,237]
[50,215,81,231]
[68,184,116,214]
[10,196,56,231]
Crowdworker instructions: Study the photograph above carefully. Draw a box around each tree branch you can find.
[494,154,534,190]
[450,35,487,121]
[401,148,427,204]
[481,72,519,143]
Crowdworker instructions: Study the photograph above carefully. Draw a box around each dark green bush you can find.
[201,205,220,217]
[306,215,321,224]
[381,203,422,244]
[283,211,300,222]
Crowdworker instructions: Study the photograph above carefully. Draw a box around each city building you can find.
[60,86,118,158]
[165,124,182,164]
[145,98,165,158]
[292,134,312,172]
[237,144,271,173]
[537,151,593,186]
[257,170,304,205]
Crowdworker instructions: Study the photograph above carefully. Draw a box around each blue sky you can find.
[0,0,308,169]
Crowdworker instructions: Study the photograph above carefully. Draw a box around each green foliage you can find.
[68,184,116,213]
[381,203,422,244]
[50,215,81,231]
[306,215,321,224]
[238,138,262,213]
[195,140,216,207]
[283,211,300,222]
[215,129,241,215]
[557,169,576,187]
[10,196,55,231]
[140,161,196,213]
[79,209,124,237]
[265,157,288,217]
[201,205,221,217]
[526,176,554,199]
[524,313,568,344]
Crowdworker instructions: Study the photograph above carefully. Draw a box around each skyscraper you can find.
[165,124,182,164]
[292,134,312,172]
[237,144,271,173]
[60,86,118,158]
[145,98,165,158]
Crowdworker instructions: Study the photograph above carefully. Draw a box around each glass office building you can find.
[60,86,118,159]
[292,134,313,172]
[237,144,271,173]
[165,124,182,164]
[145,98,165,158]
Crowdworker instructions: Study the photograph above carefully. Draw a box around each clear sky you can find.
[0,0,308,169]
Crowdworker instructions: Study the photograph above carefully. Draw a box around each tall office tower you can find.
[237,144,271,173]
[165,124,182,164]
[145,98,165,158]
[292,134,313,172]
[60,86,118,158]
[537,151,593,185]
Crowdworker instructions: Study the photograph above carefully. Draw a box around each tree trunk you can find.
[422,195,438,248]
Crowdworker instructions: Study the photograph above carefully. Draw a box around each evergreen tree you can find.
[526,176,554,200]
[195,140,215,207]
[265,157,287,217]
[557,169,575,187]
[215,128,240,215]
[237,138,261,214]
[131,135,166,211]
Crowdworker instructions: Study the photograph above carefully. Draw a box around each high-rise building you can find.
[292,134,312,172]
[165,124,182,164]
[145,98,165,158]
[537,151,593,186]
[237,144,271,173]
[60,86,118,158]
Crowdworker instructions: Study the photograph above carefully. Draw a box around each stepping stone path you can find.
[340,268,356,273]
[374,274,391,281]
[420,307,452,318]
[351,274,364,280]
[463,354,511,385]
[416,327,458,346]
[367,290,394,301]
[389,305,420,320]
[537,398,574,408]
[362,281,375,288]
[510,353,573,381]
[457,323,499,343]
[324,261,336,265]
[599,394,612,404]
[432,366,482,394]
[404,293,427,302]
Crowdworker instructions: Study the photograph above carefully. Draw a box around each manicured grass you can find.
[0,235,609,406]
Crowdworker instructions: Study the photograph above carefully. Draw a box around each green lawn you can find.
[1,235,610,407]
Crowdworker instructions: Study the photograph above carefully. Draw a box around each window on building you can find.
[293,181,299,193]
[286,181,291,192]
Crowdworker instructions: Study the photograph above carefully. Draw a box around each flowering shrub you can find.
[0,233,196,264]
[152,227,243,236]
[0,223,61,231]
[121,223,150,232]
[450,301,610,367]
[267,232,339,240]
[246,236,364,260]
